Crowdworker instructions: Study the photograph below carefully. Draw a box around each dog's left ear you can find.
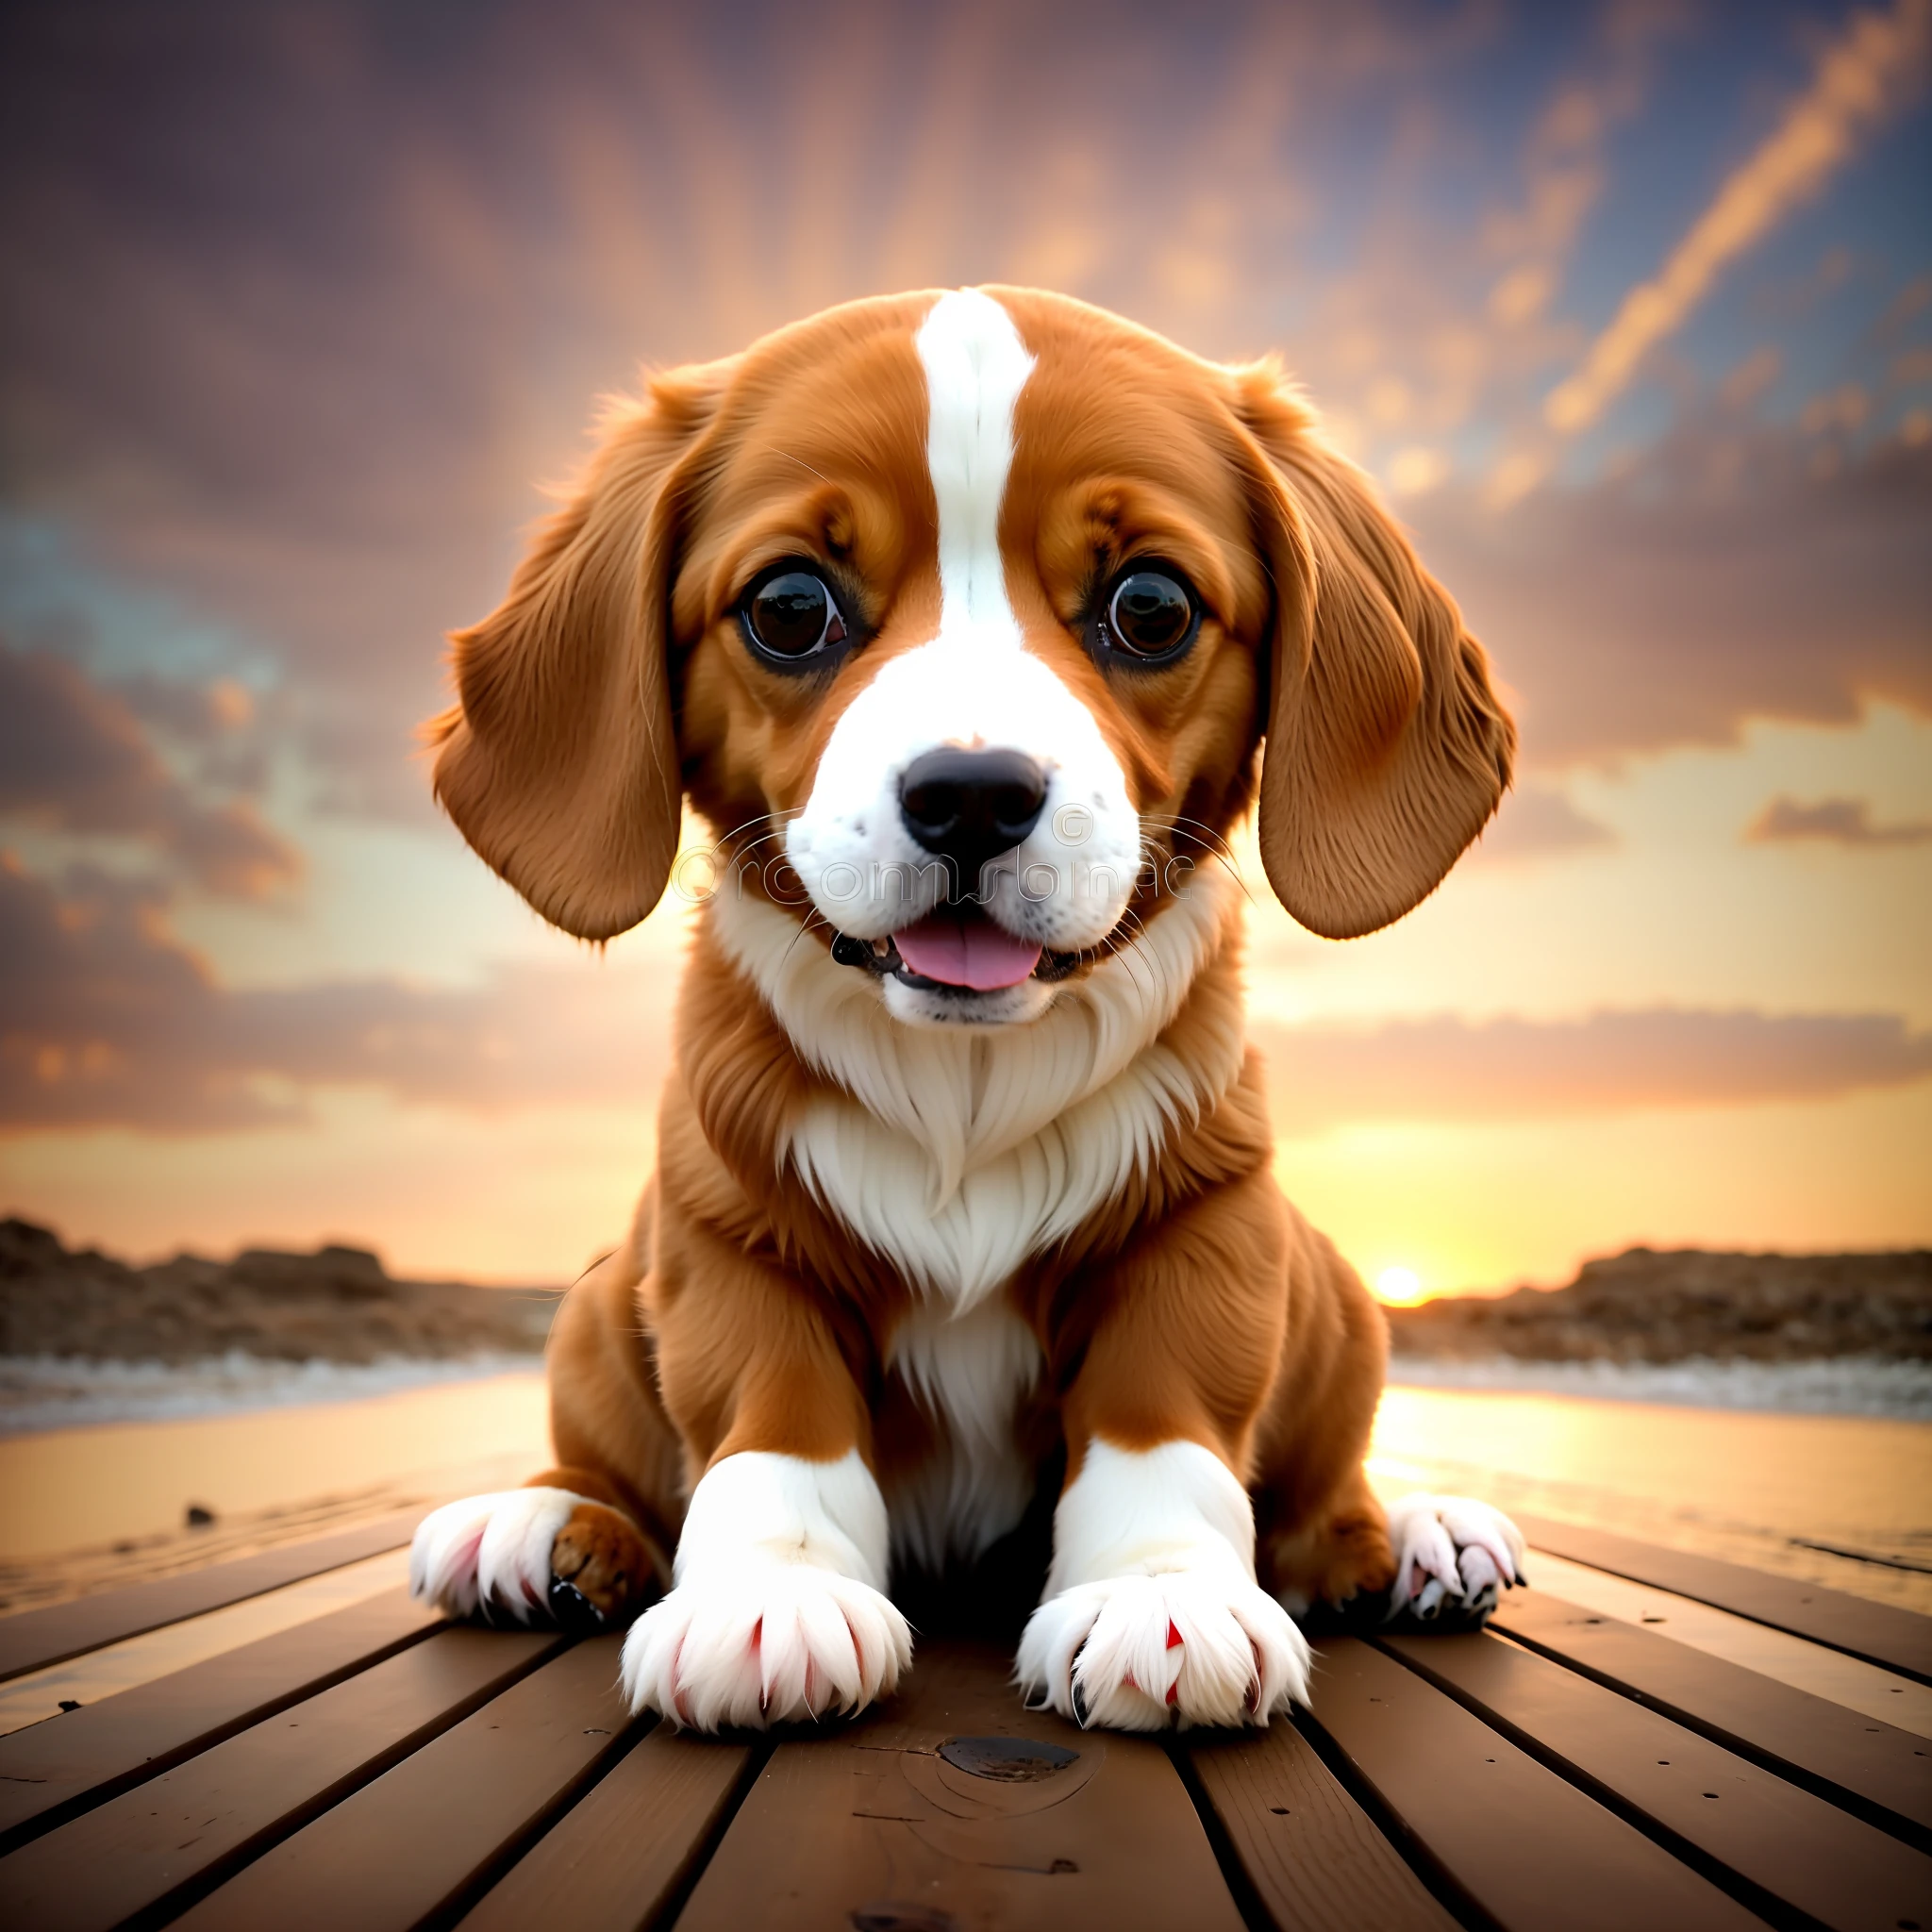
[427,361,734,941]
[1233,362,1515,940]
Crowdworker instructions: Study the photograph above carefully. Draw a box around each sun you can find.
[1374,1266,1424,1306]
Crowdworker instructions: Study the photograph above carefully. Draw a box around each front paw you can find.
[620,1562,912,1729]
[1386,1492,1526,1624]
[410,1488,656,1626]
[1017,1570,1309,1731]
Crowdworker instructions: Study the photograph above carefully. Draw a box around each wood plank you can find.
[457,1727,756,1932]
[0,1585,441,1846]
[1493,1588,1932,1840]
[1302,1636,1764,1931]
[1382,1626,1932,1932]
[1184,1721,1457,1931]
[676,1639,1246,1932]
[174,1635,635,1931]
[1524,1549,1932,1734]
[0,1507,425,1683]
[0,1624,559,1932]
[1516,1512,1932,1686]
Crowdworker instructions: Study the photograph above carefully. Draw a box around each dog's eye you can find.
[741,567,849,664]
[1102,569,1196,662]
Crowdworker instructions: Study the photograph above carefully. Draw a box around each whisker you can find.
[714,816,812,866]
[778,906,835,972]
[720,829,796,862]
[1140,811,1244,865]
[769,445,834,487]
[1138,809,1237,853]
[1139,814,1252,902]
[1103,907,1155,999]
[708,803,808,849]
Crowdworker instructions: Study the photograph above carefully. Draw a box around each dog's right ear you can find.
[1233,361,1514,940]
[427,362,735,941]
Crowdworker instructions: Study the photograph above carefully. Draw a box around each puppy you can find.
[409,287,1525,1731]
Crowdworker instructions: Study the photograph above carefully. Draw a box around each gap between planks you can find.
[1375,1623,1932,1932]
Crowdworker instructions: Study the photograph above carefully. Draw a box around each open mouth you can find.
[830,907,1082,991]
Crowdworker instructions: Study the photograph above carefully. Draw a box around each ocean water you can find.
[0,1351,547,1436]
[1385,1352,1932,1420]
[1371,1382,1932,1614]
[0,1363,1925,1617]
[0,1371,552,1614]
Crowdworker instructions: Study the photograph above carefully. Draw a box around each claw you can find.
[1019,1572,1309,1732]
[1386,1495,1526,1629]
[547,1576,608,1634]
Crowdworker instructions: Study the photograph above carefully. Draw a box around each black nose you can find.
[899,747,1048,891]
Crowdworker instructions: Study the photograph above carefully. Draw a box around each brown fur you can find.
[430,288,1512,1628]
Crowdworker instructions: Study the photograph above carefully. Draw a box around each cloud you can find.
[1481,4,1685,286]
[0,0,1924,802]
[1745,793,1932,847]
[0,642,298,897]
[0,857,672,1132]
[1256,1007,1932,1136]
[1465,784,1616,863]
[0,0,1503,819]
[10,840,1924,1141]
[1409,425,1932,763]
[1546,0,1932,432]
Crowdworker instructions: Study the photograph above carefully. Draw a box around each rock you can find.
[1385,1247,1932,1364]
[0,1217,561,1364]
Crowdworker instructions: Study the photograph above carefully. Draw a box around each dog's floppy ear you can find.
[428,363,733,941]
[1233,361,1514,940]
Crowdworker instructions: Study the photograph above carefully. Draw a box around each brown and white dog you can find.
[408,286,1525,1732]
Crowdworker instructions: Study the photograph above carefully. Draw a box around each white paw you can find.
[1386,1492,1526,1620]
[620,1561,912,1729]
[1017,1569,1310,1731]
[409,1488,581,1622]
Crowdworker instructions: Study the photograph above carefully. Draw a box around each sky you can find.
[0,0,1928,1301]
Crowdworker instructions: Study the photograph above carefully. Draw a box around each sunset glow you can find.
[1,2,1927,1294]
[1374,1269,1425,1307]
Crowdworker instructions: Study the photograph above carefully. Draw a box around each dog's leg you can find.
[1018,1438,1309,1729]
[1250,1215,1526,1630]
[620,1447,911,1729]
[1275,1487,1526,1628]
[410,1225,680,1631]
[1016,1172,1309,1730]
[409,1464,666,1630]
[614,1164,912,1730]
[1259,1462,1399,1621]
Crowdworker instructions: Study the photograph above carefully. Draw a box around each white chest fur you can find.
[708,863,1245,1308]
[883,1297,1043,1568]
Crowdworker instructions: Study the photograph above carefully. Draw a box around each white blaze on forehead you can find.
[916,288,1036,636]
[782,286,1142,999]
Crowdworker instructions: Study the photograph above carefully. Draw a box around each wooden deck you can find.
[1,1515,1927,1930]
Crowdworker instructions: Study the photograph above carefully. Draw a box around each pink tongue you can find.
[893,912,1043,991]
